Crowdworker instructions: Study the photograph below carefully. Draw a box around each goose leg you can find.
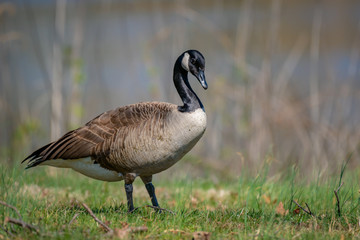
[141,176,160,208]
[125,183,134,212]
[145,182,159,207]
[124,173,136,212]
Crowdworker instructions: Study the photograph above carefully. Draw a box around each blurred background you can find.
[1,0,359,180]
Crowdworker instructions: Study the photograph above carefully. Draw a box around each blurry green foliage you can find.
[71,103,84,121]
[1,118,42,163]
[13,118,40,147]
[72,58,85,84]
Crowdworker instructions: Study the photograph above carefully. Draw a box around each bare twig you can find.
[0,200,22,219]
[305,203,313,216]
[334,182,344,217]
[81,203,113,234]
[145,205,176,215]
[335,182,344,193]
[292,200,315,217]
[0,225,15,238]
[68,212,80,226]
[4,217,39,233]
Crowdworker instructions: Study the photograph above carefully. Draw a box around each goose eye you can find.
[190,58,196,64]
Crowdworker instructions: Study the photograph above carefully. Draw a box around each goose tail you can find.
[22,143,53,169]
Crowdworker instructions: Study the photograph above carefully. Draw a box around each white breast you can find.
[174,108,207,145]
[182,108,207,133]
[133,108,207,174]
[40,158,123,182]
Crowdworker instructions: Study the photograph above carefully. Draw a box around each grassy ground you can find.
[0,159,359,239]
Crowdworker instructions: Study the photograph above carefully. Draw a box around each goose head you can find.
[181,50,208,90]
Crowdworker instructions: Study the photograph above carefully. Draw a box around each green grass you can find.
[1,160,360,239]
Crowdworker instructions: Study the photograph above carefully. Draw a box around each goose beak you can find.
[196,70,208,90]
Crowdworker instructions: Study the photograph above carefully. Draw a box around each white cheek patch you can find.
[181,52,190,72]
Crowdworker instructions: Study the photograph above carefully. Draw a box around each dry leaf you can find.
[293,208,300,214]
[263,195,271,204]
[114,224,147,239]
[114,228,129,239]
[191,196,199,207]
[206,205,215,211]
[276,202,288,216]
[262,195,277,205]
[193,231,211,240]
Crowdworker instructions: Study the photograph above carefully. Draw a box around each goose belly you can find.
[128,108,207,175]
[41,158,123,182]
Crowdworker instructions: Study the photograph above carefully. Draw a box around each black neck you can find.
[173,56,204,112]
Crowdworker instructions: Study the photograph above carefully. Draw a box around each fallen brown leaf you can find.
[191,196,199,207]
[192,231,211,240]
[114,226,148,239]
[262,195,278,205]
[114,228,129,239]
[293,208,301,214]
[276,202,289,216]
[263,195,271,204]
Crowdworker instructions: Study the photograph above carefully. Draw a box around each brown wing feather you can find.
[23,102,176,169]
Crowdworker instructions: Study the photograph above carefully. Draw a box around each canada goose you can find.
[22,49,208,212]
